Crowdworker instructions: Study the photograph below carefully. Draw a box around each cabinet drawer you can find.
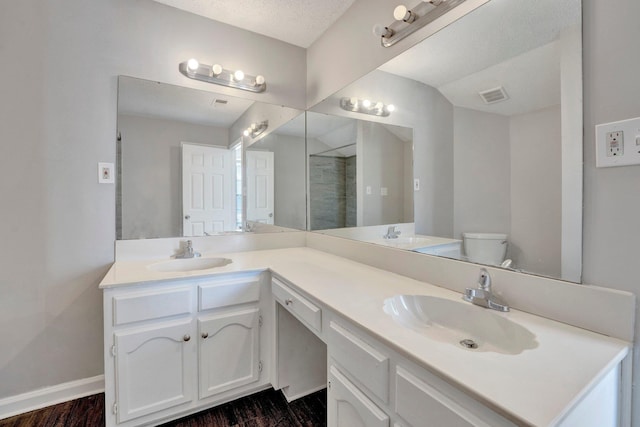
[113,287,192,326]
[330,321,389,403]
[329,365,389,427]
[395,366,515,427]
[198,276,260,311]
[272,278,321,333]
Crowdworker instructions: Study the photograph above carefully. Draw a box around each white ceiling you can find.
[152,0,356,48]
[118,76,254,127]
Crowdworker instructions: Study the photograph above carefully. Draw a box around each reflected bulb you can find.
[362,99,372,108]
[387,104,396,112]
[375,102,384,110]
[187,58,199,71]
[211,64,223,76]
[234,70,245,81]
[349,97,358,107]
[255,75,265,85]
[372,24,393,38]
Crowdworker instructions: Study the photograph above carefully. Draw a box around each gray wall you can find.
[361,122,410,226]
[453,108,511,238]
[510,105,562,277]
[118,114,229,239]
[0,0,305,399]
[582,0,640,422]
[249,133,307,230]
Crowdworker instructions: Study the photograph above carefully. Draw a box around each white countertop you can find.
[100,247,630,427]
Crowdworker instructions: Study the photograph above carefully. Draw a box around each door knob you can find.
[183,334,191,342]
[185,215,191,220]
[201,332,209,339]
[269,213,273,218]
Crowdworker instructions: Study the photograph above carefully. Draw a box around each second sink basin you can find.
[383,295,538,354]
[148,257,232,273]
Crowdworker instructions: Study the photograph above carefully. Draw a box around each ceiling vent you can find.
[478,86,509,104]
[211,98,228,107]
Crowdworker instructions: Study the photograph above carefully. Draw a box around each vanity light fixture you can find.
[243,120,269,139]
[340,97,395,117]
[179,59,266,93]
[374,0,473,47]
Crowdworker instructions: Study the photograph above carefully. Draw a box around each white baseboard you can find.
[0,375,105,420]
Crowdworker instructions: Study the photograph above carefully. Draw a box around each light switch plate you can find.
[99,162,115,183]
[595,117,640,168]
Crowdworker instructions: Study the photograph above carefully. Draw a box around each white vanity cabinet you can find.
[198,307,261,399]
[103,271,270,427]
[113,318,196,423]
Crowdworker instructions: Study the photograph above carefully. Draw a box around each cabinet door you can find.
[198,308,261,399]
[114,319,195,423]
[328,366,389,427]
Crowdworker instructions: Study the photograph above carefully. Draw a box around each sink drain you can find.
[459,339,479,349]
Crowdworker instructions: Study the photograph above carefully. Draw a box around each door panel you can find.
[182,144,235,235]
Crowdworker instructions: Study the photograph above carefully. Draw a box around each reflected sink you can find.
[383,295,538,354]
[148,257,232,273]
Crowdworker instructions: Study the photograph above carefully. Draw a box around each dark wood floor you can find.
[0,388,327,427]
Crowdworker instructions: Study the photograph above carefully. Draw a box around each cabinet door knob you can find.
[285,298,293,305]
[201,332,209,339]
[183,334,191,342]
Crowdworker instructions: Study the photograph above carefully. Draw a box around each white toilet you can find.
[462,232,508,266]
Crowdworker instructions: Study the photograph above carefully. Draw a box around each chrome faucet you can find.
[176,240,201,259]
[383,225,401,239]
[463,268,509,312]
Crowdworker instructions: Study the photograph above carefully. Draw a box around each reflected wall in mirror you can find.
[309,0,582,282]
[244,112,307,232]
[116,76,304,239]
[306,112,413,230]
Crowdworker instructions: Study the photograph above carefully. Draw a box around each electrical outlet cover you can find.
[99,162,115,183]
[596,117,640,168]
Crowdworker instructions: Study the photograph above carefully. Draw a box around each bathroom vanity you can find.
[100,239,632,427]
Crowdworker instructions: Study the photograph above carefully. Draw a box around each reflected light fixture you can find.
[179,59,266,93]
[340,97,395,117]
[243,120,269,139]
[373,0,478,48]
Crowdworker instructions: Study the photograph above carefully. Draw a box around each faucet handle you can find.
[478,268,491,291]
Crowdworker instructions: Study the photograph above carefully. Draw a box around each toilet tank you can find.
[462,232,508,266]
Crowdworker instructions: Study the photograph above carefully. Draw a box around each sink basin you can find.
[383,295,537,354]
[148,257,232,273]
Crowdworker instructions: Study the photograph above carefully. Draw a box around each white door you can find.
[182,143,235,236]
[198,308,261,399]
[246,151,274,225]
[114,319,195,423]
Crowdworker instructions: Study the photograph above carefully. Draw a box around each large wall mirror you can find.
[116,76,305,239]
[308,0,583,283]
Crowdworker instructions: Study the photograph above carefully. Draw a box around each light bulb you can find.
[362,99,372,108]
[375,102,384,110]
[187,58,199,71]
[243,129,250,137]
[234,70,245,81]
[251,123,257,130]
[255,75,265,85]
[393,5,415,22]
[211,64,222,76]
[349,97,358,107]
[372,24,393,38]
[387,104,396,112]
